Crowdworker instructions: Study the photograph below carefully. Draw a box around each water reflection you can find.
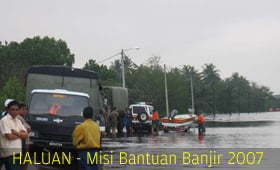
[198,135,205,144]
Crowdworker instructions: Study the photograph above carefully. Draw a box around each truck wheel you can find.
[138,112,148,122]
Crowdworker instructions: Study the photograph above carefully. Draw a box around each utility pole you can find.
[164,64,169,117]
[121,49,125,88]
[98,47,139,88]
[190,73,195,115]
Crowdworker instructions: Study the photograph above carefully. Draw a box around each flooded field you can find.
[3,112,280,170]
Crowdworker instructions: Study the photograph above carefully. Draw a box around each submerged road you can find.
[2,112,280,170]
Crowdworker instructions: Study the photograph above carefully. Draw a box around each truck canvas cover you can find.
[26,65,101,113]
[27,65,98,79]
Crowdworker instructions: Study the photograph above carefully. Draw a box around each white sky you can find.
[1,0,280,93]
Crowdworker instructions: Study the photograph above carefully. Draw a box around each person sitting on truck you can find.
[48,103,62,115]
[0,100,28,170]
[72,106,101,170]
[108,107,118,137]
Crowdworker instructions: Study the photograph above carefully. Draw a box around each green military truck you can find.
[25,65,128,152]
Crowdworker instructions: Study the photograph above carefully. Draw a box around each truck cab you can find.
[27,89,100,148]
[25,66,127,154]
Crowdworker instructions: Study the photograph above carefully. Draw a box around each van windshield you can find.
[29,93,89,116]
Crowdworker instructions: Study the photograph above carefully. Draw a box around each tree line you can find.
[84,57,279,116]
[1,36,280,116]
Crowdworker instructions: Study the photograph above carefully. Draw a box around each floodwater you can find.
[3,112,280,170]
[104,111,280,149]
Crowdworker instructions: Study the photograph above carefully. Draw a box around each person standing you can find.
[0,101,28,170]
[17,103,31,133]
[117,110,125,137]
[152,110,160,135]
[197,113,206,136]
[104,107,111,136]
[17,103,31,170]
[108,107,118,137]
[124,108,133,137]
[72,106,101,170]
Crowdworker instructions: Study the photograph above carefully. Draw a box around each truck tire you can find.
[138,112,148,122]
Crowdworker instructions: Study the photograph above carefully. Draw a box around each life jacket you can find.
[197,114,205,124]
[152,112,159,120]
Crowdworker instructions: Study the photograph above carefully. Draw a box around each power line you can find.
[97,47,140,64]
[97,52,121,64]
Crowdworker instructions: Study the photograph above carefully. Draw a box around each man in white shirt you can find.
[0,100,28,170]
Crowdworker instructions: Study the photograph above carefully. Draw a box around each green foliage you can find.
[0,77,25,110]
[127,64,166,115]
[0,36,74,109]
[0,36,75,87]
[0,36,277,115]
[84,59,119,86]
[19,36,74,66]
[167,68,189,114]
[83,56,278,115]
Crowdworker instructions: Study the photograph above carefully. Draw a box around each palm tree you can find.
[201,64,221,119]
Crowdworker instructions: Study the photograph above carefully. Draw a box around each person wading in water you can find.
[196,113,206,136]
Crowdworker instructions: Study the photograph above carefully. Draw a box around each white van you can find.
[129,102,154,132]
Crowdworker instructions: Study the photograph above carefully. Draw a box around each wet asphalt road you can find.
[2,112,280,170]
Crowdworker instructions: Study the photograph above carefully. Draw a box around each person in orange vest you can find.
[152,110,160,134]
[196,113,206,136]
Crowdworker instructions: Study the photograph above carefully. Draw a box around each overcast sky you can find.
[1,0,279,93]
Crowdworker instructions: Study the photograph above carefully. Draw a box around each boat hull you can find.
[160,114,196,130]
